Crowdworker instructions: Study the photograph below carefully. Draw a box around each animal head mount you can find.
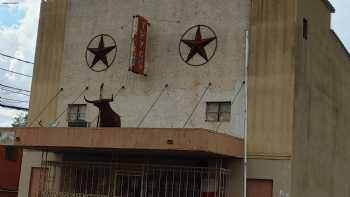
[84,95,121,127]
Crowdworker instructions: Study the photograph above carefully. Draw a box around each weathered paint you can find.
[292,0,350,196]
[28,0,68,127]
[248,0,297,159]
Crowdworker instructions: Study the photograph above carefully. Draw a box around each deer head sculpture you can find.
[84,95,121,127]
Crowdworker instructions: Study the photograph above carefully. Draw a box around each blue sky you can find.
[329,0,350,52]
[0,0,348,127]
[0,6,24,26]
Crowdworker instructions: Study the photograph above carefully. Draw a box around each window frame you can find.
[205,101,232,122]
[67,104,87,122]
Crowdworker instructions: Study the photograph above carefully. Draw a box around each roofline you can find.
[322,0,336,13]
[330,29,350,58]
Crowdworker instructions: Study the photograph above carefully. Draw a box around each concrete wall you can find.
[248,159,291,197]
[28,0,68,127]
[52,0,250,138]
[247,1,296,195]
[292,0,350,196]
[248,0,297,158]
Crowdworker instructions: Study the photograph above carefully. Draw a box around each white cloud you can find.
[0,0,40,127]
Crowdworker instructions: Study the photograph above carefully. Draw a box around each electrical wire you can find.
[0,83,30,92]
[0,52,34,64]
[0,87,30,96]
[0,67,32,77]
[0,102,28,111]
[0,97,28,103]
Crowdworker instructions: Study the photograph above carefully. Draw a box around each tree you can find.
[11,113,28,127]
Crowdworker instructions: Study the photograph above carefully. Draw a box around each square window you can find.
[67,104,87,122]
[206,102,231,122]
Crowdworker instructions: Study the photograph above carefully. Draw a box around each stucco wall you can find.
[248,0,297,158]
[52,0,250,138]
[248,159,291,197]
[292,0,350,196]
[28,0,68,127]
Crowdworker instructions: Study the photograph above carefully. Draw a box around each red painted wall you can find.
[0,146,22,197]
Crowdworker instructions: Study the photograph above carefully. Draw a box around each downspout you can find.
[243,30,249,197]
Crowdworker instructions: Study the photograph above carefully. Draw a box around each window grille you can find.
[38,161,232,197]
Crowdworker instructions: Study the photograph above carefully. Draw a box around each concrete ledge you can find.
[2,128,244,158]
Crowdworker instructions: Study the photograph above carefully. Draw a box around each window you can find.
[4,146,15,161]
[303,18,308,40]
[206,102,231,122]
[67,104,86,122]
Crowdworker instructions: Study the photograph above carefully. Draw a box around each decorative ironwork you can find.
[179,25,217,66]
[39,160,231,197]
[85,34,117,72]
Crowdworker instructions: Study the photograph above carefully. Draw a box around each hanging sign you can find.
[131,15,149,75]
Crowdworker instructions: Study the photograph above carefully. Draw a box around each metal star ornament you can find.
[179,25,217,66]
[85,34,117,72]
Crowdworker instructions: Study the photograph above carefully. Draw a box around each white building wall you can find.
[54,0,249,137]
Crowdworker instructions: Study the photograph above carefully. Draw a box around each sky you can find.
[0,0,348,127]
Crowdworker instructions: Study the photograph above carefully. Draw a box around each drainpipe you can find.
[243,30,249,197]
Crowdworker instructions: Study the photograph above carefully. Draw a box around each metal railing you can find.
[38,161,231,197]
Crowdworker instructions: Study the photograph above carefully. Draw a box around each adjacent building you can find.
[1,0,349,197]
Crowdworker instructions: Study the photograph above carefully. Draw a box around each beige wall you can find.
[248,159,291,197]
[27,0,68,127]
[18,150,62,197]
[292,0,350,196]
[248,0,297,158]
[54,0,250,138]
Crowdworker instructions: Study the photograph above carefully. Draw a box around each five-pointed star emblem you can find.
[180,25,217,63]
[87,35,116,68]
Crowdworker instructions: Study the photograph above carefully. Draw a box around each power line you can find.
[0,66,32,77]
[0,52,34,64]
[0,88,30,96]
[0,83,30,93]
[0,97,28,103]
[0,102,28,111]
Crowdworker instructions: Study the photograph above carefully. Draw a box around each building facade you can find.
[0,0,349,197]
[0,146,22,197]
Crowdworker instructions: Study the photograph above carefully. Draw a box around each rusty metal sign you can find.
[179,25,217,66]
[131,15,149,75]
[85,34,117,72]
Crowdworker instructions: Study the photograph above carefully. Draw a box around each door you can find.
[247,179,273,197]
[29,167,48,197]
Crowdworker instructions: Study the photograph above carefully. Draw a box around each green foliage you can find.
[11,113,28,128]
